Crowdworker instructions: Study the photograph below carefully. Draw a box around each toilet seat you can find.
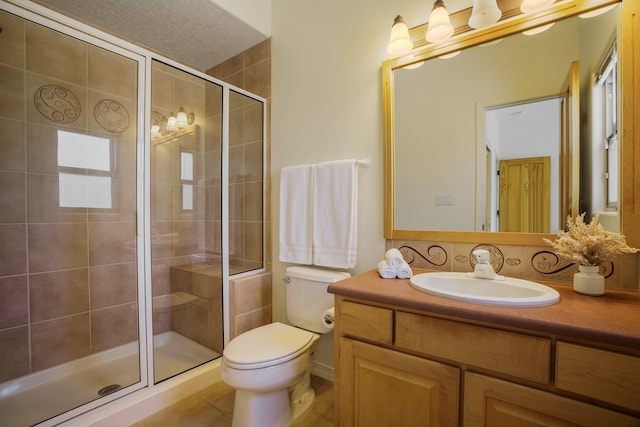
[223,322,317,370]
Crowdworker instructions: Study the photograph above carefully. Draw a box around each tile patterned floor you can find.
[133,375,334,427]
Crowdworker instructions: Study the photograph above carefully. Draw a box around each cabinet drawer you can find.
[395,312,551,384]
[556,342,640,411]
[339,301,393,345]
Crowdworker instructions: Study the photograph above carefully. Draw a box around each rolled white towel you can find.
[385,248,404,269]
[396,260,413,279]
[377,260,397,279]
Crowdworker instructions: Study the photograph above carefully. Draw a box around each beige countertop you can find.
[328,269,640,350]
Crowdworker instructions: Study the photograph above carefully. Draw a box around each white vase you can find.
[573,265,605,296]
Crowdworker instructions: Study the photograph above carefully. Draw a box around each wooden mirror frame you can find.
[383,0,640,247]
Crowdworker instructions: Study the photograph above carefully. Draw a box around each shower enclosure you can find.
[0,2,265,426]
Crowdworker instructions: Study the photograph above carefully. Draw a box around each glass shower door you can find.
[0,10,142,426]
[150,60,223,382]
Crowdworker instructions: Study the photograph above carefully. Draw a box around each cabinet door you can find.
[464,372,640,427]
[339,338,459,427]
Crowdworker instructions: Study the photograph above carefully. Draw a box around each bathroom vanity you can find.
[329,270,640,426]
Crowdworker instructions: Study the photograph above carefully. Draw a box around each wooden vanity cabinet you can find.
[334,296,640,427]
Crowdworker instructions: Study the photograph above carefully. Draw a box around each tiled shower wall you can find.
[0,12,139,383]
[207,39,273,338]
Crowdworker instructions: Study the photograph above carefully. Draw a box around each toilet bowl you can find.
[221,266,350,427]
[221,322,319,427]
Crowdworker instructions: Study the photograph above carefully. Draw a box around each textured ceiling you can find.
[35,0,268,71]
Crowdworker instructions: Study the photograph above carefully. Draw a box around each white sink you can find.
[410,272,560,307]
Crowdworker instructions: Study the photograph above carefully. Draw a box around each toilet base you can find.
[291,387,315,420]
[232,388,291,427]
[230,375,316,427]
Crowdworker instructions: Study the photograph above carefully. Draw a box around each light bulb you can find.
[387,15,413,56]
[426,0,454,44]
[166,114,178,132]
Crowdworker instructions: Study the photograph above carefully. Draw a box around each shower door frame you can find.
[1,1,267,425]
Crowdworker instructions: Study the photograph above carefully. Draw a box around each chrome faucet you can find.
[472,249,504,280]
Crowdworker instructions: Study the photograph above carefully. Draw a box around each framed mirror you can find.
[383,0,640,247]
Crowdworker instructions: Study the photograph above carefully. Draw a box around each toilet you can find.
[221,266,350,427]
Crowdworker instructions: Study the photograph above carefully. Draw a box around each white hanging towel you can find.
[313,159,358,268]
[279,164,314,264]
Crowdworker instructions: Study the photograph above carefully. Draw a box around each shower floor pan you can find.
[0,331,219,426]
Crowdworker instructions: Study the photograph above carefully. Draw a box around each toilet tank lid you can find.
[285,266,351,283]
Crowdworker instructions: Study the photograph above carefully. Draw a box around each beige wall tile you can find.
[229,145,243,183]
[28,223,87,273]
[26,173,87,223]
[88,45,137,100]
[0,275,28,329]
[243,101,264,143]
[244,222,263,263]
[0,326,29,382]
[244,140,263,181]
[30,269,89,322]
[245,39,271,68]
[0,11,25,69]
[220,53,244,78]
[234,306,271,338]
[0,118,25,171]
[204,149,222,185]
[26,21,87,86]
[230,272,271,314]
[0,171,25,223]
[243,181,262,221]
[151,221,175,260]
[0,65,25,121]
[91,303,138,352]
[26,123,58,174]
[90,262,138,309]
[88,221,136,265]
[228,108,244,147]
[245,59,270,99]
[0,224,27,276]
[151,66,175,111]
[151,183,174,221]
[152,262,172,297]
[31,313,90,371]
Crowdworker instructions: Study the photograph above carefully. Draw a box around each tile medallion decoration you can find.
[398,243,447,268]
[33,85,81,123]
[532,250,613,280]
[94,99,130,133]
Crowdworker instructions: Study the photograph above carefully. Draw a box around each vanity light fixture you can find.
[426,0,454,44]
[151,108,196,144]
[387,15,413,56]
[522,22,554,35]
[520,0,555,14]
[468,0,502,29]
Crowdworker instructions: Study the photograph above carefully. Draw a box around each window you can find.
[597,48,618,209]
[57,130,112,208]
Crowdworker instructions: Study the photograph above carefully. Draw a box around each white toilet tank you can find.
[285,266,350,333]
